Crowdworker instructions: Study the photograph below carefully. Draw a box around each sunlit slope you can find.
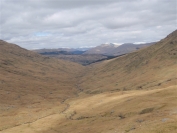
[79,30,177,93]
[2,85,177,133]
[0,30,176,133]
[0,40,84,131]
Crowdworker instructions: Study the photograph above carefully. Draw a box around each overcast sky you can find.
[0,0,176,49]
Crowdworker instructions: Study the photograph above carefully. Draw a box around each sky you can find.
[0,0,176,49]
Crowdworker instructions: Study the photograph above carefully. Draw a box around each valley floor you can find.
[0,31,177,133]
[1,85,177,133]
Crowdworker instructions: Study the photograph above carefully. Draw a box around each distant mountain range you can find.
[33,42,155,56]
[33,42,155,65]
[84,42,155,56]
[33,48,89,55]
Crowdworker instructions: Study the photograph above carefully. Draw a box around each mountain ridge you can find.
[0,30,177,133]
[0,40,84,131]
[79,30,177,93]
[84,42,155,55]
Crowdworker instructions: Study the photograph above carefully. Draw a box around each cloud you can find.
[34,32,52,37]
[0,0,176,49]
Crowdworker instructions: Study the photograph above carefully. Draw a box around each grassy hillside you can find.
[0,40,84,131]
[40,30,176,133]
[2,85,177,133]
[79,30,177,93]
[0,30,176,133]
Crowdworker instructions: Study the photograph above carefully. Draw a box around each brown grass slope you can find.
[30,30,176,133]
[0,40,84,131]
[37,30,176,133]
[80,30,177,93]
[0,30,177,133]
